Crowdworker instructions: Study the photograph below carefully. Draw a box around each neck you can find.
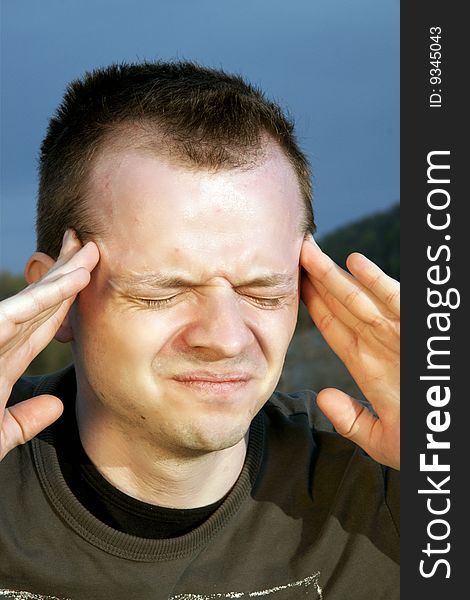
[75,396,248,510]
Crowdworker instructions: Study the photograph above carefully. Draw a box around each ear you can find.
[24,252,75,343]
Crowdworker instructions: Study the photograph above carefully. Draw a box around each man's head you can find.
[36,61,314,259]
[29,61,315,457]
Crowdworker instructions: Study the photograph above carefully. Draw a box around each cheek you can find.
[249,304,299,359]
[81,311,168,358]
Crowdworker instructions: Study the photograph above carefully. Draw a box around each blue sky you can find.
[0,0,399,274]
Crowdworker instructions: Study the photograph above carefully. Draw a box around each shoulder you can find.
[260,390,399,538]
[7,364,76,408]
[264,389,336,433]
[7,375,44,407]
[264,389,399,506]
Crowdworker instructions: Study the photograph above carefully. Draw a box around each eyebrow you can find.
[237,274,297,288]
[112,274,196,290]
[110,272,298,291]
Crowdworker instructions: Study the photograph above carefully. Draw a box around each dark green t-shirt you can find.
[0,366,399,599]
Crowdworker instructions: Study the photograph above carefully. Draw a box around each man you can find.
[0,62,399,599]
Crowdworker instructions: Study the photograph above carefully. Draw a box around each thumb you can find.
[1,395,63,460]
[316,387,377,450]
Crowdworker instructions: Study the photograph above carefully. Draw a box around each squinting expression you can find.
[69,143,306,455]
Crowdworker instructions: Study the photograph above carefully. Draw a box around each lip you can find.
[171,372,252,395]
[173,372,252,383]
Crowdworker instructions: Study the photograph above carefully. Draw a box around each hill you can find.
[320,202,399,280]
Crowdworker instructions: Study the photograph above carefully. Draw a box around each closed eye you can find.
[240,294,285,309]
[138,294,284,309]
[135,290,290,310]
[138,296,179,309]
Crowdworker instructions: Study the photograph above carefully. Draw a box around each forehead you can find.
[89,145,305,280]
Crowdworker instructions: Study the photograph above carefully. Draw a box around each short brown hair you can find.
[37,61,314,258]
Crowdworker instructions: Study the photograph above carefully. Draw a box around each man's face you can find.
[70,143,306,455]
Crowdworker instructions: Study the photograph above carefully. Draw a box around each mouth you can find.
[172,372,252,395]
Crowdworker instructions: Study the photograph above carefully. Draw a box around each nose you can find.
[180,288,255,358]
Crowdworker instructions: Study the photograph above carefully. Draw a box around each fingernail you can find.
[59,230,69,253]
[350,252,369,267]
[62,229,71,247]
[60,229,77,253]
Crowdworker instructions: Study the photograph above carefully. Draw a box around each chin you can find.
[172,414,252,453]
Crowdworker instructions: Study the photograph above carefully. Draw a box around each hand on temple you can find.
[0,231,99,461]
[301,236,400,470]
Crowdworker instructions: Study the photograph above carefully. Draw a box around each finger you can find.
[316,387,378,452]
[0,299,75,389]
[302,272,362,333]
[316,388,399,469]
[43,238,100,281]
[50,228,85,269]
[346,253,400,316]
[0,237,98,327]
[317,387,377,438]
[301,238,394,324]
[58,228,82,257]
[303,273,400,402]
[301,273,357,364]
[1,395,63,460]
[0,292,77,380]
[0,267,91,327]
[313,276,400,354]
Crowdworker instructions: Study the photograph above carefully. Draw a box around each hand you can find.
[0,230,99,461]
[300,236,400,469]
